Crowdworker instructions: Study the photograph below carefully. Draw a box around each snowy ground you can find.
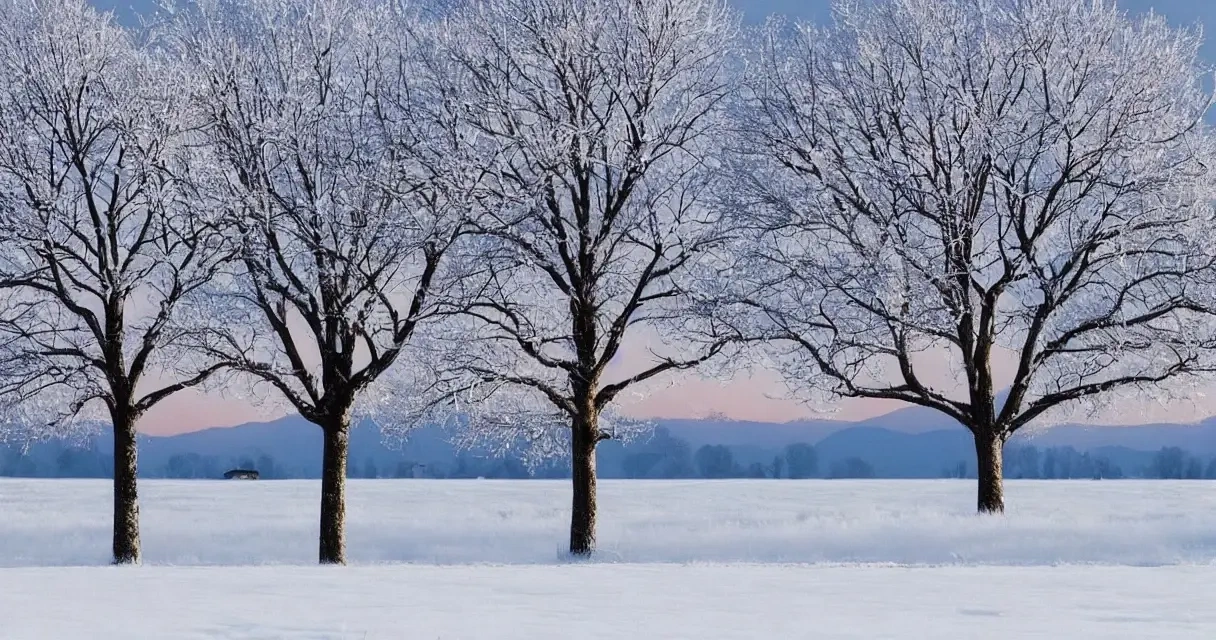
[2,479,1215,638]
[5,478,1216,566]
[5,564,1215,639]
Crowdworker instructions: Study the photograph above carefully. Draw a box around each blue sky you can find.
[752,1,1216,60]
[90,0,1216,60]
[87,0,1216,25]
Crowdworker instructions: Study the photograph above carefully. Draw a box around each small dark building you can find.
[223,469,259,480]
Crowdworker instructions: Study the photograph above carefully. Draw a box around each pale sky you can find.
[86,0,1216,434]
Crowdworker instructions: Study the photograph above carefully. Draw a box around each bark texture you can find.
[111,411,141,564]
[319,418,350,565]
[975,430,1005,514]
[569,419,598,557]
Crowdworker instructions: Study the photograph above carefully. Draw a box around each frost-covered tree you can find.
[419,0,740,555]
[170,0,476,564]
[0,0,229,564]
[723,0,1216,512]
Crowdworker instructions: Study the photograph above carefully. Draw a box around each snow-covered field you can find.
[5,478,1216,566]
[2,479,1215,638]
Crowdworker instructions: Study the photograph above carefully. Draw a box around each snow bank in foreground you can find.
[2,479,1215,567]
[3,564,1215,639]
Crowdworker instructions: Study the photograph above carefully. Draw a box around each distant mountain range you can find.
[663,403,1216,453]
[6,407,1216,480]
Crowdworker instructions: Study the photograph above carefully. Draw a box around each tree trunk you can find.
[111,411,141,564]
[569,420,598,557]
[975,430,1005,514]
[319,419,350,565]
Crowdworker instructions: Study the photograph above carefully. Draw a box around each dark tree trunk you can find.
[569,416,598,557]
[975,430,1005,514]
[319,417,350,565]
[111,410,140,564]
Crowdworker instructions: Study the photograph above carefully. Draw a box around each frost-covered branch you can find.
[413,0,741,555]
[720,0,1216,511]
[167,0,482,564]
[0,0,233,563]
[171,0,477,428]
[425,0,740,446]
[0,0,229,438]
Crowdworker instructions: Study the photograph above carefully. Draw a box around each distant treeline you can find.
[5,428,1214,481]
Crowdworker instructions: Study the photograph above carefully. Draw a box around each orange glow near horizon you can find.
[137,369,1216,436]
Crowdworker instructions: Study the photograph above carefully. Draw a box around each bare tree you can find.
[418,0,740,556]
[171,0,475,564]
[0,0,229,563]
[723,0,1216,512]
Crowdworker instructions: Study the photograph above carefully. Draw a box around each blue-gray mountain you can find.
[7,407,1216,480]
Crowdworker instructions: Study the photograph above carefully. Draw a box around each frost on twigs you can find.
[720,0,1216,441]
[0,0,232,441]
[450,381,654,471]
[161,0,488,565]
[397,0,744,469]
[164,0,481,431]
